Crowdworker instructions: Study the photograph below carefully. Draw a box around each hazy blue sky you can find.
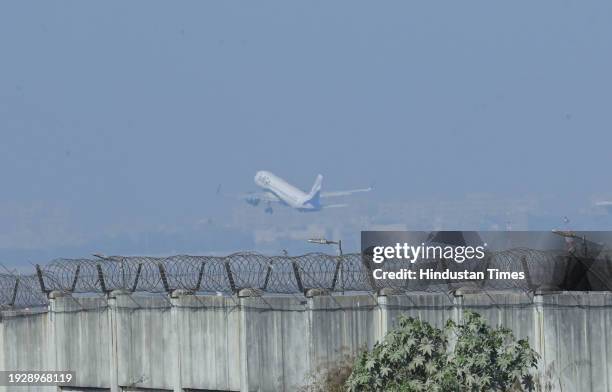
[1,1,611,263]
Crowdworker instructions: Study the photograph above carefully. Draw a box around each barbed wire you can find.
[0,273,48,309]
[2,248,612,309]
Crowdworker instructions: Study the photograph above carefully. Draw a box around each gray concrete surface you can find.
[1,291,611,391]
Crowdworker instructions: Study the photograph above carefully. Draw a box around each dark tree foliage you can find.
[346,311,539,392]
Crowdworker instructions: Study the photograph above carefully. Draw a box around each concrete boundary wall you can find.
[2,291,612,392]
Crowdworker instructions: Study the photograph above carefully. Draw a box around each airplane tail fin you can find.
[306,174,323,204]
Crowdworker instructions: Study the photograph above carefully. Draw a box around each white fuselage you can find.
[254,171,318,210]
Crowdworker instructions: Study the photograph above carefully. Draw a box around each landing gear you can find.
[265,203,273,214]
[246,195,260,206]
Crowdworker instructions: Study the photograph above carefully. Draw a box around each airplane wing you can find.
[595,201,612,206]
[321,203,349,209]
[320,187,373,198]
[217,185,281,204]
[244,192,280,203]
[595,201,612,212]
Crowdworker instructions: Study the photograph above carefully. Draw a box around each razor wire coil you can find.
[2,249,612,309]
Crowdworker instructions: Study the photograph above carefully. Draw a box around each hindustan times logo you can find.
[371,243,486,264]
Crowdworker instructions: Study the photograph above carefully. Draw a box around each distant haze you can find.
[1,1,611,266]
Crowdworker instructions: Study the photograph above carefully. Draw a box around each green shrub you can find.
[346,311,539,391]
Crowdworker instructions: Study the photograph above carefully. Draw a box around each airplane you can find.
[222,171,372,213]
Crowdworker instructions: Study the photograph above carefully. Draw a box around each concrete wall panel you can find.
[3,292,612,392]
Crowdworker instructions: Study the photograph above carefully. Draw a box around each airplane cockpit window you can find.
[258,174,270,185]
